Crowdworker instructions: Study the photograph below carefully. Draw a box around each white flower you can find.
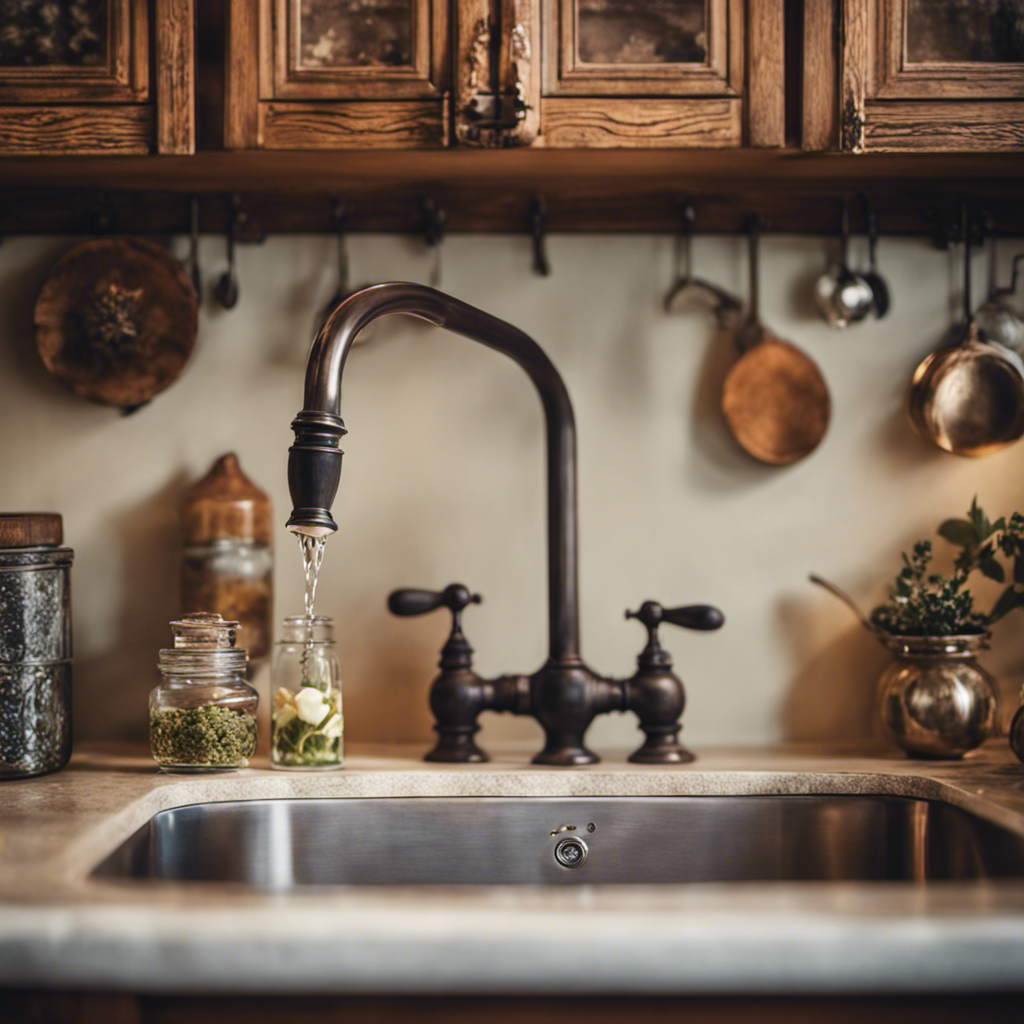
[294,686,329,725]
[273,704,297,728]
[322,713,343,739]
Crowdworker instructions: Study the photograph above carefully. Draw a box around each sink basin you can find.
[92,795,1024,888]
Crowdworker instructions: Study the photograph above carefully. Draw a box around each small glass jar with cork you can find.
[149,612,258,772]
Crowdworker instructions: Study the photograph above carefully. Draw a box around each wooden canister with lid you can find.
[180,454,273,662]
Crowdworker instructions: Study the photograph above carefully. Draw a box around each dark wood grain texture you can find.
[155,0,196,154]
[864,101,1024,153]
[746,0,785,147]
[802,0,838,151]
[540,98,741,148]
[261,101,447,148]
[0,106,153,155]
[224,0,260,147]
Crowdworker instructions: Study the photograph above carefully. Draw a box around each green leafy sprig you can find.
[870,499,1024,637]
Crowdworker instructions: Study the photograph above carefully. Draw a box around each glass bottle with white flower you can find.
[271,615,343,769]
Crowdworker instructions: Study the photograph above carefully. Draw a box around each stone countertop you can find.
[2,742,1024,996]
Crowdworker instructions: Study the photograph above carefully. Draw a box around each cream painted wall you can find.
[2,232,1023,758]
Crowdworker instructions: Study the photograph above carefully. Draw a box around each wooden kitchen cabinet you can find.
[805,0,1024,153]
[225,0,784,150]
[0,0,195,155]
[225,0,451,149]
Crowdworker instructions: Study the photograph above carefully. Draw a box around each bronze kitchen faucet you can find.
[286,283,722,766]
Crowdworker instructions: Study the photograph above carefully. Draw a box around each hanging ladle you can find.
[975,242,1024,357]
[722,217,831,465]
[808,573,881,636]
[859,194,890,319]
[907,203,1024,457]
[214,194,241,310]
[814,197,874,329]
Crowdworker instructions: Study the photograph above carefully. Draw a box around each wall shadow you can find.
[73,472,190,745]
[778,594,890,744]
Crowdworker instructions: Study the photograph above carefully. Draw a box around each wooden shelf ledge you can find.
[1,149,1022,235]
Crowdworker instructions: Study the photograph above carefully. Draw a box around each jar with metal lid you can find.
[271,616,343,770]
[180,453,273,662]
[0,513,73,779]
[149,612,258,772]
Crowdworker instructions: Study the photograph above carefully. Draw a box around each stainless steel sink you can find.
[92,795,1024,888]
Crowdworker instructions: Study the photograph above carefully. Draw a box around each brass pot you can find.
[877,632,998,759]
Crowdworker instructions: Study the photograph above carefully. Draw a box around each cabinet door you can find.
[227,0,449,149]
[0,0,194,155]
[840,0,1024,152]
[536,0,750,147]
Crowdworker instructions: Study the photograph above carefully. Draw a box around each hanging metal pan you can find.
[907,211,1024,458]
[722,219,831,465]
[35,237,198,411]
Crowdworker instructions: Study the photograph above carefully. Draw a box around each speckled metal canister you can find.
[0,516,73,779]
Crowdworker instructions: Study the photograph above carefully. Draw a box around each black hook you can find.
[320,200,352,324]
[417,197,446,248]
[676,201,695,278]
[215,194,241,310]
[187,196,201,298]
[85,192,119,236]
[530,196,550,276]
[417,197,446,287]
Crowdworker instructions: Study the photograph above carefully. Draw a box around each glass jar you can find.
[149,613,258,772]
[271,616,343,770]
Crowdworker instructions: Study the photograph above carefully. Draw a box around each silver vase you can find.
[876,632,998,759]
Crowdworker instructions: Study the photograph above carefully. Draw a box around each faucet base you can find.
[531,744,600,767]
[628,737,695,764]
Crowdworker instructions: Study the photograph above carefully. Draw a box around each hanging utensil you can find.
[859,194,890,319]
[320,200,352,324]
[808,574,881,636]
[663,203,742,325]
[813,197,874,329]
[187,196,202,299]
[907,204,1024,457]
[975,241,1024,357]
[417,197,446,289]
[214,194,241,310]
[530,196,551,277]
[34,238,198,411]
[722,218,831,465]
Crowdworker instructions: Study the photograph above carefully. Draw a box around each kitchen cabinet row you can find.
[0,0,1021,157]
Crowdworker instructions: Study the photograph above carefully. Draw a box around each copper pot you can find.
[907,220,1024,457]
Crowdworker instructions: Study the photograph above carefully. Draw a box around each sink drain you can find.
[554,836,588,869]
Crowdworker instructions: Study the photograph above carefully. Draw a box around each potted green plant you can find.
[813,500,1024,760]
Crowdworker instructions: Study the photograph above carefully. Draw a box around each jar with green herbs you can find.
[271,616,343,770]
[150,613,258,772]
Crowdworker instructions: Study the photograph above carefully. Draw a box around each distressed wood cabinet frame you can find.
[0,0,194,155]
[533,0,783,149]
[227,0,449,150]
[832,0,1024,153]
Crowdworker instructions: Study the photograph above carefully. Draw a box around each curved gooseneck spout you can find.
[287,283,723,766]
[286,282,580,666]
